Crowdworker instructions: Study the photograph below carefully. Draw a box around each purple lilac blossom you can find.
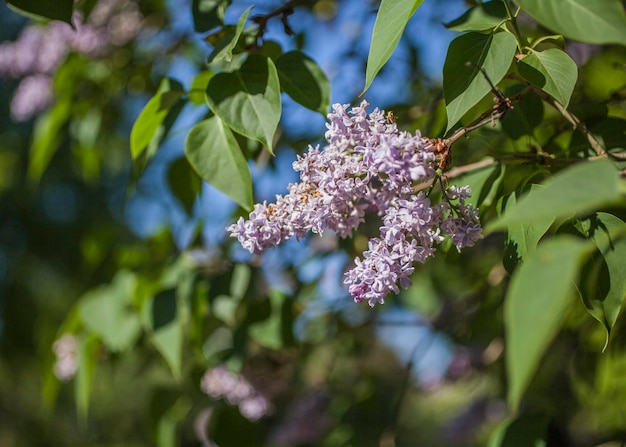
[0,0,143,121]
[227,102,482,306]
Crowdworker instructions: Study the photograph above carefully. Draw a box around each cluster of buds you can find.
[228,102,481,307]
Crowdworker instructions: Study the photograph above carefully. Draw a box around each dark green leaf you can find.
[489,415,548,447]
[248,291,288,350]
[78,271,141,352]
[192,0,229,32]
[505,236,595,411]
[130,78,185,160]
[579,213,626,350]
[167,157,202,216]
[518,49,578,107]
[7,0,73,24]
[487,159,625,233]
[275,51,331,116]
[501,90,544,139]
[363,0,425,93]
[444,1,508,32]
[443,31,517,131]
[205,54,281,153]
[500,185,555,273]
[185,116,253,210]
[515,0,626,45]
[27,99,71,184]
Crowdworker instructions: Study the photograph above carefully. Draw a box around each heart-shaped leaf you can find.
[206,54,281,153]
[443,31,517,131]
[519,48,577,107]
[185,116,252,210]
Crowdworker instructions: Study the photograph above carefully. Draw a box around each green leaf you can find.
[518,49,578,107]
[451,160,505,209]
[153,322,183,380]
[363,0,425,93]
[579,213,626,350]
[205,54,281,153]
[515,0,626,46]
[444,1,508,32]
[505,235,595,411]
[501,89,544,139]
[27,99,71,184]
[443,31,517,131]
[581,47,626,101]
[487,159,624,233]
[189,71,215,106]
[207,6,251,64]
[78,271,141,353]
[275,51,331,116]
[229,264,251,299]
[489,415,548,447]
[75,334,99,421]
[500,185,555,273]
[248,291,289,350]
[130,78,185,160]
[185,116,253,210]
[192,0,229,32]
[7,0,73,24]
[167,157,202,216]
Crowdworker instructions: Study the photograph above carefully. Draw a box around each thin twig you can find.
[538,91,608,157]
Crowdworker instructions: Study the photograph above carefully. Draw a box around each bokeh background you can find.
[1,1,625,446]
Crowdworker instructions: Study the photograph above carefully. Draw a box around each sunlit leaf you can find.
[7,0,73,24]
[130,78,185,160]
[275,51,331,116]
[515,0,626,45]
[443,31,517,131]
[487,159,625,233]
[205,54,281,153]
[518,48,578,107]
[505,235,595,411]
[444,1,508,32]
[207,6,251,64]
[189,71,215,106]
[363,0,425,93]
[184,116,252,210]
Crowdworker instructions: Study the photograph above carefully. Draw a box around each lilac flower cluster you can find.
[200,366,272,421]
[0,0,143,121]
[228,102,482,306]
